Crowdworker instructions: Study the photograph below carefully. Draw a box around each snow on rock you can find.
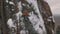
[15,1,22,22]
[20,30,26,34]
[26,0,46,34]
[7,18,15,28]
[12,9,14,11]
[9,1,14,5]
[7,0,47,34]
[20,29,29,34]
[49,16,55,22]
[52,29,55,34]
[18,1,22,11]
[15,11,22,20]
[28,11,46,34]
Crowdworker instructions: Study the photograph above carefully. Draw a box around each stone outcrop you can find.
[0,0,55,34]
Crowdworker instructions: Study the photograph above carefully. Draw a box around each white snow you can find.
[20,29,28,34]
[12,9,14,11]
[26,0,47,34]
[18,1,22,11]
[7,18,15,28]
[15,11,22,20]
[9,1,14,5]
[15,1,22,22]
[49,16,55,22]
[20,30,26,34]
[50,16,55,22]
[22,3,26,6]
[28,11,46,34]
[52,29,55,34]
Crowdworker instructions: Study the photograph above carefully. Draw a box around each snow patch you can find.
[26,0,46,34]
[15,1,22,22]
[49,16,55,22]
[18,1,22,11]
[9,1,14,5]
[28,11,46,34]
[20,30,26,34]
[15,11,22,20]
[12,9,14,11]
[7,18,15,28]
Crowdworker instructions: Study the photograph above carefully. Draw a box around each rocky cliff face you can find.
[37,0,55,34]
[0,0,55,34]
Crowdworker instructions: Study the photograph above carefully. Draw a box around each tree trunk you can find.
[0,0,7,34]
